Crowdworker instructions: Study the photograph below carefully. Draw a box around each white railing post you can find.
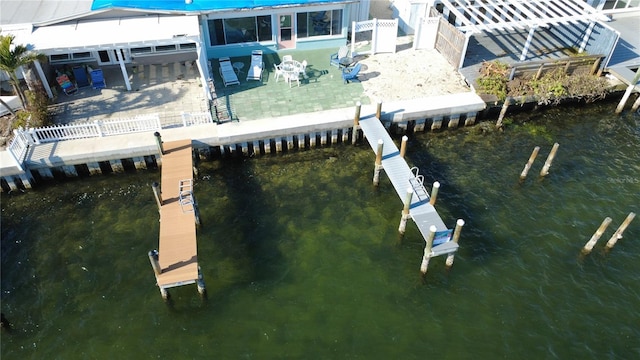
[94,120,104,137]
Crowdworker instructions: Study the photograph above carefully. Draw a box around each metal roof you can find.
[22,15,201,54]
[436,0,610,33]
[0,0,95,26]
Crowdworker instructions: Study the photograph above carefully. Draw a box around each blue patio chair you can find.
[90,69,106,89]
[342,63,362,84]
[330,45,349,68]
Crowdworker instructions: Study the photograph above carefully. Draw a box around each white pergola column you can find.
[519,26,538,61]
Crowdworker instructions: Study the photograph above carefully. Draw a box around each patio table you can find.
[338,57,354,69]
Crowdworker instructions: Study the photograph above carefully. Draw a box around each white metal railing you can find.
[30,114,162,143]
[181,112,214,127]
[7,128,32,171]
[98,114,162,136]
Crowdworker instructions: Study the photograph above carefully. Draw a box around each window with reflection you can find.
[208,16,272,46]
[297,9,343,38]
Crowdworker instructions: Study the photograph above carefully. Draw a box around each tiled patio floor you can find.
[211,48,371,121]
[49,47,371,126]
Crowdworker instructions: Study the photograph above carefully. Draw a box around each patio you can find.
[209,48,371,121]
[49,47,372,126]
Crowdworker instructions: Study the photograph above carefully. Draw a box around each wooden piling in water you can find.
[540,143,559,177]
[583,217,612,254]
[496,97,512,128]
[373,139,384,186]
[400,135,408,158]
[197,266,206,296]
[154,132,164,155]
[446,219,465,267]
[148,249,161,275]
[605,212,636,250]
[520,146,540,180]
[615,69,640,115]
[429,181,440,206]
[631,95,640,112]
[376,101,382,119]
[398,188,413,234]
[152,182,162,212]
[420,225,437,275]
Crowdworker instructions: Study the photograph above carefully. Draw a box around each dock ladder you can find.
[409,167,429,201]
[178,179,195,213]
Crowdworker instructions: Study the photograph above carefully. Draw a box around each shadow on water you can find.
[193,154,288,308]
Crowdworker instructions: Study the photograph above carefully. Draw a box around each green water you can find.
[2,101,639,359]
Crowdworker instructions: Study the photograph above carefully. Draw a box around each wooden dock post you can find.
[631,95,640,112]
[446,219,465,267]
[582,217,612,254]
[615,68,640,115]
[197,266,206,296]
[154,132,164,155]
[152,182,162,212]
[400,135,408,158]
[398,188,414,234]
[540,143,559,177]
[420,225,437,275]
[376,101,382,120]
[520,146,540,180]
[429,181,440,206]
[605,212,636,250]
[496,97,512,128]
[148,249,161,275]
[353,102,361,145]
[373,139,384,186]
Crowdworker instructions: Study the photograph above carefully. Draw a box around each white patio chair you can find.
[273,63,286,83]
[283,55,293,62]
[288,71,300,88]
[219,57,240,87]
[246,50,264,81]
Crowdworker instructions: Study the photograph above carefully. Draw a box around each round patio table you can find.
[232,62,245,75]
[338,57,354,69]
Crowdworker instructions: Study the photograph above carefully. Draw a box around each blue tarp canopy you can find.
[91,0,342,11]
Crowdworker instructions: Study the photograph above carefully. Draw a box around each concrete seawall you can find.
[0,92,486,192]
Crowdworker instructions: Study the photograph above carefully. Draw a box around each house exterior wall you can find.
[202,3,353,59]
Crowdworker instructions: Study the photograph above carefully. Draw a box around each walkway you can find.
[155,140,199,290]
[358,115,456,251]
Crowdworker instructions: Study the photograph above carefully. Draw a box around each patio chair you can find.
[219,57,240,87]
[56,74,77,95]
[342,63,362,84]
[90,69,106,89]
[330,45,349,68]
[273,63,286,83]
[288,71,300,88]
[282,55,293,62]
[246,50,264,81]
[72,66,90,88]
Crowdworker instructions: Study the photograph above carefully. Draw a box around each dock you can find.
[358,115,462,273]
[151,139,203,299]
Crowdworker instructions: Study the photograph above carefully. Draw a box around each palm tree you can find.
[0,34,45,110]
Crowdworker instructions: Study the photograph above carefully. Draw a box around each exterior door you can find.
[97,49,131,65]
[278,14,295,49]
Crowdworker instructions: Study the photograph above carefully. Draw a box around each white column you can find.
[118,49,132,91]
[196,40,212,101]
[519,26,538,61]
[33,60,53,99]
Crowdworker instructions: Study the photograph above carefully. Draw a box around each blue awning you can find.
[91,0,343,11]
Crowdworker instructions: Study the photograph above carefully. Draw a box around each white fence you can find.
[350,18,399,56]
[5,112,213,171]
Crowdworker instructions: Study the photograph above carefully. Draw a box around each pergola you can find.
[432,0,611,62]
